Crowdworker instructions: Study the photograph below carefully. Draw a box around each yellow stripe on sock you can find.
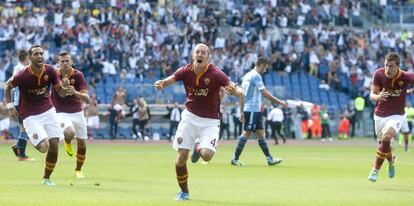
[177,174,188,179]
[45,165,55,170]
[76,154,85,158]
[178,179,188,184]
[45,162,56,167]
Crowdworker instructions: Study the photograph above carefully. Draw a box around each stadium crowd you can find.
[0,0,413,140]
[0,0,412,97]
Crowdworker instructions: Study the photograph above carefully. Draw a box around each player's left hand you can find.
[224,84,237,95]
[62,78,70,88]
[66,86,76,96]
[280,101,289,109]
[239,113,245,124]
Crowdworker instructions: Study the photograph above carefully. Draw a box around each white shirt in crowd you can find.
[267,107,284,122]
[170,108,181,122]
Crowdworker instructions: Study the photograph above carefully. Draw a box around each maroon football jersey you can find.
[173,63,230,119]
[52,68,88,113]
[373,68,414,117]
[10,64,60,120]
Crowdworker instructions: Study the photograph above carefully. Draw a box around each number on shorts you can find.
[210,139,216,148]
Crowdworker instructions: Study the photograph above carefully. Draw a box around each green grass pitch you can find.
[0,139,413,206]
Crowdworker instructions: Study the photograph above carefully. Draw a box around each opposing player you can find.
[52,52,90,178]
[154,43,243,201]
[5,45,70,186]
[368,53,414,182]
[10,50,35,161]
[231,57,288,167]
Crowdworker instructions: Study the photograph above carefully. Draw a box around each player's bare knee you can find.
[35,139,49,153]
[63,128,76,140]
[200,149,214,162]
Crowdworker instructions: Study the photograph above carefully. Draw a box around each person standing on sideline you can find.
[367,53,414,182]
[268,105,286,144]
[231,101,242,139]
[219,105,231,140]
[168,102,182,141]
[154,43,243,201]
[231,57,288,167]
[10,50,35,161]
[52,52,90,178]
[131,98,141,139]
[4,45,70,186]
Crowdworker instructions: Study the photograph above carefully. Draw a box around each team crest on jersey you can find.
[399,81,404,87]
[177,137,183,145]
[70,79,75,85]
[43,75,49,81]
[204,78,210,85]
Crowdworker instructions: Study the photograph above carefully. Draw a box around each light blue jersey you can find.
[12,63,26,106]
[241,70,265,112]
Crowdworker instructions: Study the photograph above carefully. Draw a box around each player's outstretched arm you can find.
[261,89,288,108]
[154,76,176,90]
[4,80,18,120]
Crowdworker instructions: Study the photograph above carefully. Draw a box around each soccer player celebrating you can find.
[10,50,35,161]
[4,45,70,186]
[154,43,243,201]
[231,57,288,167]
[52,51,90,178]
[368,53,414,182]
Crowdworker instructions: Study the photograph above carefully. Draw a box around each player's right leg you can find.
[231,130,250,166]
[369,116,400,182]
[175,149,190,201]
[58,113,76,157]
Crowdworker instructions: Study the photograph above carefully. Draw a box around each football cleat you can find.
[175,191,190,201]
[368,169,379,182]
[388,156,396,178]
[11,145,19,157]
[74,170,85,179]
[64,141,74,157]
[41,178,56,186]
[231,159,246,166]
[268,158,283,166]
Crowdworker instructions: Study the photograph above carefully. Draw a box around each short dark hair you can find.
[256,57,270,66]
[58,51,71,57]
[17,50,28,62]
[28,45,43,55]
[385,53,400,66]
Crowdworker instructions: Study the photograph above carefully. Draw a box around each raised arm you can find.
[154,75,177,90]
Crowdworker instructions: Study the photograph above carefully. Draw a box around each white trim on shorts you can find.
[172,109,220,152]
